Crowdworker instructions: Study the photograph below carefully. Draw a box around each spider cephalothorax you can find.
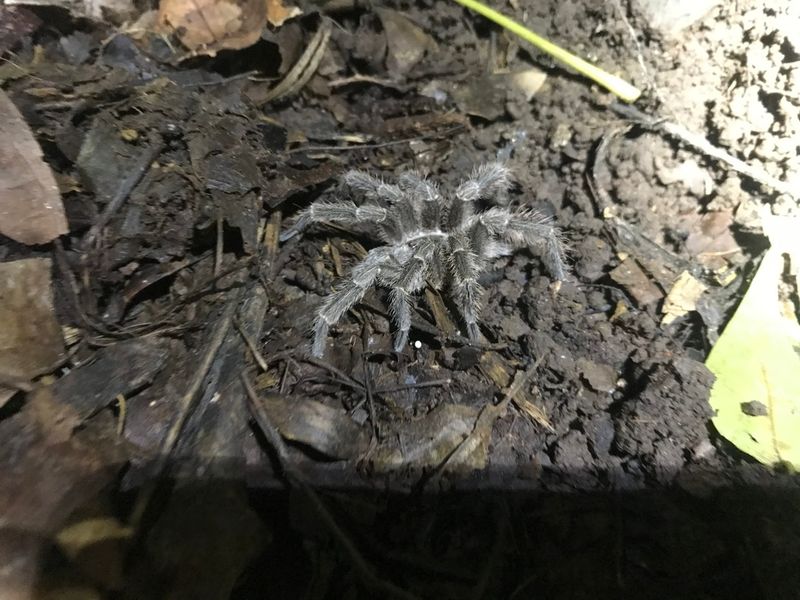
[282,162,568,357]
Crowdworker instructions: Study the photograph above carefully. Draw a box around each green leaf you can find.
[706,215,800,470]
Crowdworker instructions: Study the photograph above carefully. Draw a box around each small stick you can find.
[418,356,547,493]
[610,102,798,199]
[115,393,127,436]
[214,213,224,279]
[241,372,420,600]
[373,379,452,394]
[284,126,465,154]
[259,19,332,103]
[234,317,268,372]
[129,292,241,531]
[82,136,164,248]
[452,0,641,102]
[361,324,379,440]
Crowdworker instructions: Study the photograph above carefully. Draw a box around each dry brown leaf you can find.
[0,258,65,383]
[609,257,664,306]
[266,0,300,27]
[0,90,68,245]
[681,210,741,270]
[157,0,267,56]
[661,270,707,326]
[376,8,437,75]
[4,0,135,23]
[261,394,369,459]
[371,404,487,472]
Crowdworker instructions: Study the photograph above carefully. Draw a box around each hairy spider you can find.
[282,162,568,357]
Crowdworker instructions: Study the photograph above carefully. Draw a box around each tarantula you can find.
[281,162,568,357]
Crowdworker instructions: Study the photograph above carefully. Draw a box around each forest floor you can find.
[1,0,799,598]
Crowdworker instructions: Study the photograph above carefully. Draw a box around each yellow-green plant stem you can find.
[452,0,641,102]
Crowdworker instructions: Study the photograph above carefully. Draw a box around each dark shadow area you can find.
[12,454,800,600]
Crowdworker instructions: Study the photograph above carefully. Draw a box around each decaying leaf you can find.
[146,484,265,600]
[576,357,617,394]
[0,90,68,245]
[0,258,65,385]
[56,517,132,589]
[0,6,41,54]
[376,8,437,75]
[0,388,126,599]
[266,0,301,27]
[262,394,370,459]
[51,338,168,421]
[371,404,487,472]
[706,214,800,469]
[609,257,664,306]
[681,210,741,270]
[509,68,548,100]
[157,0,268,56]
[4,0,135,23]
[449,69,547,120]
[661,271,707,326]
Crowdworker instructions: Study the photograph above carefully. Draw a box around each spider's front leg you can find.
[455,162,512,203]
[280,200,389,242]
[342,170,404,203]
[312,248,390,357]
[448,162,513,232]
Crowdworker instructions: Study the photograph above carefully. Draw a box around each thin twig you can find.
[421,355,548,490]
[259,19,332,104]
[361,324,379,440]
[214,213,224,279]
[241,372,420,600]
[263,350,366,392]
[285,126,465,154]
[82,136,164,248]
[373,379,452,394]
[115,394,127,436]
[129,292,241,531]
[610,102,798,199]
[234,317,268,371]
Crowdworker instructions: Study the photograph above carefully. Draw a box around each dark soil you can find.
[1,0,799,598]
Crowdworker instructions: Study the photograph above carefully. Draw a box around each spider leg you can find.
[380,239,436,351]
[398,171,442,230]
[447,162,513,231]
[343,170,404,203]
[447,231,485,341]
[455,162,512,203]
[476,207,568,281]
[281,200,389,241]
[312,248,391,357]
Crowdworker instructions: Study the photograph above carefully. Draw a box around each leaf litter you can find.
[1,1,799,598]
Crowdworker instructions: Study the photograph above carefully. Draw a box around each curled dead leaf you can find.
[0,90,68,245]
[266,0,301,27]
[157,0,268,56]
[0,258,65,384]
